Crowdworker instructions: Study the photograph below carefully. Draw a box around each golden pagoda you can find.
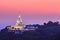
[7,16,25,30]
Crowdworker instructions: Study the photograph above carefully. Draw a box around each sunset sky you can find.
[0,0,60,29]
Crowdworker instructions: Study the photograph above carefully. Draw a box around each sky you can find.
[0,0,60,29]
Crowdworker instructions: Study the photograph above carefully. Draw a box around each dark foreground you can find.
[0,21,60,40]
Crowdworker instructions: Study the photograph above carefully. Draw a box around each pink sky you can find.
[0,0,60,12]
[0,0,60,29]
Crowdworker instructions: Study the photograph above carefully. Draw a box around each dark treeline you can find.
[0,21,60,40]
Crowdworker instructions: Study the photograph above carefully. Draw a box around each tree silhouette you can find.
[0,21,60,40]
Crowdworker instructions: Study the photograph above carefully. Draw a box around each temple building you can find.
[7,16,25,30]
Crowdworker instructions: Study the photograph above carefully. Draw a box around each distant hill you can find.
[0,21,60,40]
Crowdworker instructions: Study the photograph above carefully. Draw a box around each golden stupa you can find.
[7,16,25,30]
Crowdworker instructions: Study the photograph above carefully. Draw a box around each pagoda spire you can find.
[18,15,22,22]
[15,15,23,26]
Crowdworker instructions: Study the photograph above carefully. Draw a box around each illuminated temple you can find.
[7,16,25,30]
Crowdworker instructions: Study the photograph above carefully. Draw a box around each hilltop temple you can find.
[7,16,25,30]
